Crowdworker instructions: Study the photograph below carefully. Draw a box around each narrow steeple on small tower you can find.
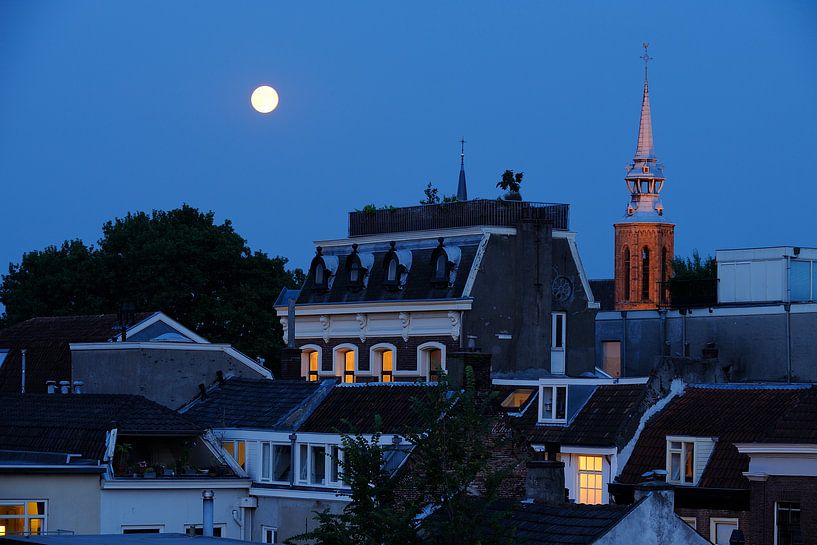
[456,138,468,201]
[614,44,675,311]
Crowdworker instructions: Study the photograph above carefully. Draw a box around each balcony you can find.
[348,199,569,237]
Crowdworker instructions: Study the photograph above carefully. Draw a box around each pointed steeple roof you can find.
[634,80,655,160]
[457,138,468,201]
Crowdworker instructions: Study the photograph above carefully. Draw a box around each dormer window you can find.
[346,244,366,290]
[310,247,329,292]
[539,385,567,424]
[665,436,715,486]
[431,238,451,288]
[383,242,402,290]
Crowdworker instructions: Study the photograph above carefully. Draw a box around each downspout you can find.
[289,432,298,487]
[20,349,26,394]
[785,254,792,383]
[621,311,627,375]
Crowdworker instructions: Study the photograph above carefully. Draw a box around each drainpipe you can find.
[784,303,792,383]
[621,311,627,375]
[20,349,26,394]
[289,432,298,486]
[202,490,215,537]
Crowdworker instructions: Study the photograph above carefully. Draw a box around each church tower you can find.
[614,44,674,310]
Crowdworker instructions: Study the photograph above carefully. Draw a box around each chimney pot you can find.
[72,380,84,394]
[46,380,57,395]
[525,459,566,504]
[59,380,71,394]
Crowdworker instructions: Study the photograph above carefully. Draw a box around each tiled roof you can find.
[518,384,648,448]
[298,383,437,434]
[297,243,479,305]
[181,378,324,429]
[475,500,630,545]
[0,313,153,394]
[589,279,615,311]
[0,394,202,460]
[619,385,816,489]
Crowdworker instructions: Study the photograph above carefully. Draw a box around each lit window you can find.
[776,502,801,545]
[710,518,738,545]
[0,501,46,536]
[308,351,319,381]
[540,385,567,423]
[221,440,246,470]
[381,350,393,382]
[667,440,694,484]
[370,345,396,382]
[601,341,621,378]
[501,389,534,410]
[344,351,355,383]
[577,455,603,505]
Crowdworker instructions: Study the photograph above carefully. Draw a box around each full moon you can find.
[251,85,279,113]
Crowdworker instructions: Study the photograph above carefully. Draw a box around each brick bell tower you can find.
[614,44,674,311]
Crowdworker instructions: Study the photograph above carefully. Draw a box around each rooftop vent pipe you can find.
[59,380,71,394]
[202,490,215,537]
[72,380,84,394]
[46,380,57,394]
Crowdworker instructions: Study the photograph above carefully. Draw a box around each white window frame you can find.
[258,441,294,484]
[709,517,739,545]
[221,439,246,470]
[666,436,696,485]
[416,341,446,380]
[184,524,225,537]
[295,442,347,488]
[576,455,604,505]
[0,500,47,536]
[680,517,697,529]
[369,343,397,381]
[261,526,279,544]
[551,312,567,350]
[332,344,359,382]
[300,344,323,380]
[121,525,164,534]
[538,385,568,424]
[775,501,801,545]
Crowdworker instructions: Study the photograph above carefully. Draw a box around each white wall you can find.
[100,486,249,538]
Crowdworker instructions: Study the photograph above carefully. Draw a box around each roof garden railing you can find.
[348,199,569,237]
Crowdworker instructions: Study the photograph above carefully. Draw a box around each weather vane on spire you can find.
[640,42,653,83]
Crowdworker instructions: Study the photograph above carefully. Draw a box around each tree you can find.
[496,170,523,200]
[420,183,440,205]
[289,370,514,545]
[0,205,302,366]
[667,250,717,307]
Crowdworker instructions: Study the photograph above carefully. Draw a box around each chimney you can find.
[525,452,566,504]
[59,380,71,394]
[279,347,303,380]
[634,473,675,511]
[202,490,215,537]
[72,380,84,394]
[46,380,57,394]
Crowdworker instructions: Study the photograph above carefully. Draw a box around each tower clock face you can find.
[552,276,574,303]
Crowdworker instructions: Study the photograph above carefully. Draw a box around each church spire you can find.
[457,137,468,201]
[635,43,655,160]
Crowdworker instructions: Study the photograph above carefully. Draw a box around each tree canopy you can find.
[667,250,717,307]
[0,205,303,366]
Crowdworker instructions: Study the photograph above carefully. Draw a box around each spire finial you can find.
[640,42,653,84]
[456,137,468,201]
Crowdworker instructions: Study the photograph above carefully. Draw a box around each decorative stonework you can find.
[356,313,368,342]
[448,311,461,341]
[399,312,411,341]
[320,315,331,342]
[280,317,288,343]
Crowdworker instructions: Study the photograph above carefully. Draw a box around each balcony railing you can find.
[348,199,569,237]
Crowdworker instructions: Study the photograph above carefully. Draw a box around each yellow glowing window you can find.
[0,501,46,536]
[222,440,246,469]
[501,388,534,409]
[308,351,319,382]
[381,350,393,383]
[577,455,603,505]
[344,351,355,383]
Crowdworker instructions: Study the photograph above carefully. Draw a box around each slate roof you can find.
[298,383,437,434]
[0,394,202,460]
[0,313,153,394]
[297,243,479,305]
[181,378,324,429]
[619,384,817,489]
[499,500,631,545]
[589,279,615,311]
[518,384,648,448]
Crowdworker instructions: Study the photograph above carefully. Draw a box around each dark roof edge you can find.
[288,379,336,431]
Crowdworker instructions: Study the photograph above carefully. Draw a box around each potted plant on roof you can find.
[114,442,132,475]
[497,169,523,201]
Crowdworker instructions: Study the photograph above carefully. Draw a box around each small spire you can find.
[457,137,468,201]
[635,43,655,160]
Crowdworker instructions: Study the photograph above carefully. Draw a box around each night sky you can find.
[1,0,816,282]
